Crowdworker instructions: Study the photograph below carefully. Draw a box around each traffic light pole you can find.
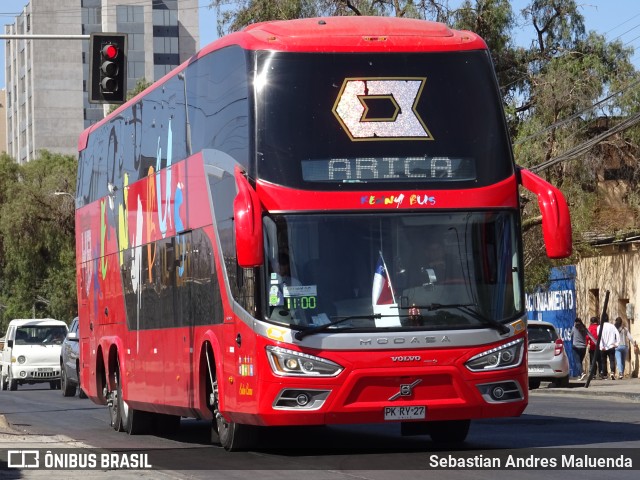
[0,35,89,39]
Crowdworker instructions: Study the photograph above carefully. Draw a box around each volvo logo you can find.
[389,379,422,401]
[391,356,421,362]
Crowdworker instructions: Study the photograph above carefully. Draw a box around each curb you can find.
[530,383,640,403]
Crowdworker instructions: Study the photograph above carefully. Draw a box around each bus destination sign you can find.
[301,156,476,183]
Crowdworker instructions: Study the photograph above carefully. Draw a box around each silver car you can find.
[527,320,570,389]
[60,317,87,398]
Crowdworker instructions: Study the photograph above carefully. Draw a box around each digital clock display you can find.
[301,156,476,183]
[286,296,317,310]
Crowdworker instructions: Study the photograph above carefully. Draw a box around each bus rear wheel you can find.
[119,384,152,435]
[109,368,123,431]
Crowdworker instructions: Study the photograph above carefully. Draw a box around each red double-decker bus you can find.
[75,16,571,450]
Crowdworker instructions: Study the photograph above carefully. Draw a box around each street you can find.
[1,384,640,479]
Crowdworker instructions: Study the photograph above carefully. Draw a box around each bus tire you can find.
[210,373,253,451]
[122,406,152,435]
[215,415,254,451]
[428,420,470,444]
[118,377,152,435]
[109,368,123,432]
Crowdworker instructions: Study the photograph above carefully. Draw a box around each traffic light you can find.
[89,33,127,104]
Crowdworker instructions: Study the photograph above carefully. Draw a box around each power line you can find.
[530,112,640,173]
[514,77,640,145]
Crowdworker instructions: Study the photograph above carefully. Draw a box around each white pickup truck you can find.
[0,318,68,391]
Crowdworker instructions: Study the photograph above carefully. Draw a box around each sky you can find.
[0,0,639,89]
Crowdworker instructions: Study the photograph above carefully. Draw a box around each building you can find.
[5,0,199,164]
[0,90,6,153]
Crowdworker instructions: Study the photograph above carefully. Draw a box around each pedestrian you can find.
[599,315,620,380]
[614,316,636,379]
[586,317,604,379]
[571,317,588,380]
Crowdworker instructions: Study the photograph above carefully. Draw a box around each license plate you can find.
[384,406,426,420]
[37,368,53,372]
[528,366,544,373]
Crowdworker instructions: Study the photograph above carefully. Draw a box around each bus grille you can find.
[32,371,58,378]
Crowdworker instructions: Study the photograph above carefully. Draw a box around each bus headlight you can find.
[465,338,524,372]
[266,346,343,377]
[17,356,26,364]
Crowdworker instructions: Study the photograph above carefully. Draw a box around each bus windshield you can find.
[263,212,522,332]
[255,50,513,190]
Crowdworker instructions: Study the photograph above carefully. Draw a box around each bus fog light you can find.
[19,371,27,378]
[296,393,310,406]
[492,386,505,399]
[477,381,524,403]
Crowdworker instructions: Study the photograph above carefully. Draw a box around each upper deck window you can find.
[255,50,513,191]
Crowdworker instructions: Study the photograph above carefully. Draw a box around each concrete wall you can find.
[575,245,640,377]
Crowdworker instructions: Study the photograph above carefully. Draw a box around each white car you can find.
[527,320,570,389]
[0,318,68,391]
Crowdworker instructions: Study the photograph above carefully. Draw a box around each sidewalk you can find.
[530,375,640,402]
[0,415,176,479]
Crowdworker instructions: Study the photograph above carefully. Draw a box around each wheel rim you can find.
[121,389,129,421]
[213,378,230,441]
[111,372,120,426]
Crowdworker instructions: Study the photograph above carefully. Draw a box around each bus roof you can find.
[205,16,485,54]
[79,16,486,152]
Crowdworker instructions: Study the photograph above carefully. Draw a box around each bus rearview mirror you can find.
[234,167,264,268]
[518,168,572,259]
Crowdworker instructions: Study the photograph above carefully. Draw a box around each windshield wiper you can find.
[294,314,384,340]
[404,303,510,335]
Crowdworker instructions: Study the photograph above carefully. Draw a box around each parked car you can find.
[527,320,570,389]
[61,317,87,398]
[0,318,68,391]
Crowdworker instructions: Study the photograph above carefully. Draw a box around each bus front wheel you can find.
[211,377,253,451]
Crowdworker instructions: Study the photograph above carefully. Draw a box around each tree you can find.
[108,78,152,114]
[0,151,77,328]
[210,0,454,35]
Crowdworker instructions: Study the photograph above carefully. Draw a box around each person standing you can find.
[599,315,620,380]
[570,318,588,380]
[614,316,636,379]
[586,317,603,379]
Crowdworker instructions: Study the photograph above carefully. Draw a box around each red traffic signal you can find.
[100,44,120,90]
[102,44,118,60]
[89,33,127,104]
